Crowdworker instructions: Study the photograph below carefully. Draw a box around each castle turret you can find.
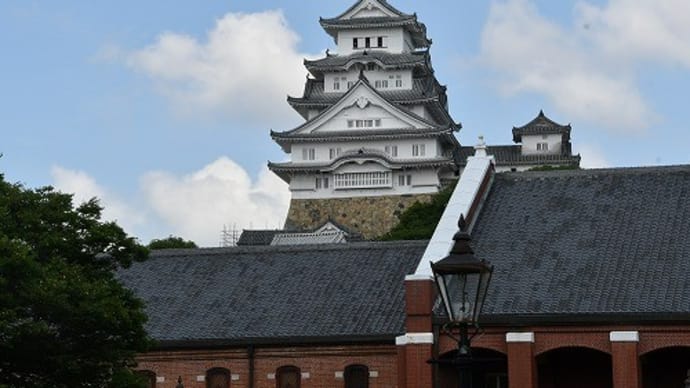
[268,0,461,238]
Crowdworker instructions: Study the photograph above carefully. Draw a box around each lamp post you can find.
[430,217,493,388]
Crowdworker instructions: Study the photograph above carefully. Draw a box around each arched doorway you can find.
[436,348,508,388]
[641,347,690,388]
[537,347,612,388]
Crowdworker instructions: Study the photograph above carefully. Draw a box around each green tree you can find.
[148,235,197,250]
[0,174,151,388]
[380,183,456,241]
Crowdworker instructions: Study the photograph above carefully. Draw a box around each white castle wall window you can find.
[315,177,330,189]
[395,75,403,88]
[398,174,412,186]
[347,119,382,129]
[537,142,549,152]
[412,144,426,157]
[334,172,392,189]
[329,148,342,159]
[385,145,398,157]
[302,148,316,161]
[353,36,387,50]
[333,77,346,91]
[374,80,389,89]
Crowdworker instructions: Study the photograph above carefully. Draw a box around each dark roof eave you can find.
[473,312,690,327]
[152,333,400,351]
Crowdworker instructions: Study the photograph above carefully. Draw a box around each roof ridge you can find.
[499,164,690,179]
[150,239,430,258]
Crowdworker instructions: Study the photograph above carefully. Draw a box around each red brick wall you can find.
[136,344,398,388]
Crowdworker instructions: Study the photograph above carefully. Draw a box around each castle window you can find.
[276,366,301,388]
[398,174,412,186]
[395,75,403,88]
[374,80,388,89]
[315,177,330,189]
[333,79,340,91]
[412,144,426,157]
[537,142,549,151]
[377,36,384,48]
[345,365,369,388]
[302,148,316,161]
[335,172,391,189]
[385,145,398,157]
[206,368,231,388]
[365,37,371,48]
[367,63,377,71]
[329,148,341,159]
[353,38,359,49]
[348,119,381,129]
[347,81,354,89]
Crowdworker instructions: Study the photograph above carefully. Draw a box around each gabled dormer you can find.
[319,0,431,55]
[513,110,573,156]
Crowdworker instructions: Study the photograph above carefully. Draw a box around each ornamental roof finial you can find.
[474,135,488,157]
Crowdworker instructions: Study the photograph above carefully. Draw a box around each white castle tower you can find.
[268,0,461,239]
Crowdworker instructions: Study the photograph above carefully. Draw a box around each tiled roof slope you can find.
[456,145,581,167]
[236,230,281,246]
[118,241,426,345]
[512,110,572,143]
[472,165,690,323]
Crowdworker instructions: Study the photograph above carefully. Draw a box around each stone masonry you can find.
[285,194,434,239]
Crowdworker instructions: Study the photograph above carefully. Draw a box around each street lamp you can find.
[430,217,493,387]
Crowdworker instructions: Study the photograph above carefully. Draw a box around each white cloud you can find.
[125,10,311,125]
[574,144,611,169]
[577,0,690,68]
[479,0,657,132]
[141,157,290,247]
[51,166,145,234]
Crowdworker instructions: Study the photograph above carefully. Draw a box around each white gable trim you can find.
[288,79,438,136]
[343,0,398,19]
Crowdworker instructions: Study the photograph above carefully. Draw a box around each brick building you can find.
[120,147,690,387]
[117,1,689,387]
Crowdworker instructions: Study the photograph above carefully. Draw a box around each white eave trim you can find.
[506,332,535,343]
[609,331,639,342]
[396,332,434,346]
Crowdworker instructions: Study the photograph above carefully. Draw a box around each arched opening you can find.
[641,347,690,388]
[436,348,508,388]
[206,367,231,388]
[344,364,369,388]
[276,365,301,388]
[537,347,612,388]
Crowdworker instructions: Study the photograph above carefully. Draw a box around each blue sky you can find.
[2,0,689,246]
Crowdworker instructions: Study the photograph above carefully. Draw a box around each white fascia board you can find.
[506,332,535,343]
[404,274,434,282]
[395,332,434,346]
[609,331,639,342]
[414,155,494,276]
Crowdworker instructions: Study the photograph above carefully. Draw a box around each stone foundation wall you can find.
[285,194,434,239]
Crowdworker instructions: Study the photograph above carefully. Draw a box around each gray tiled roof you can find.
[287,76,454,128]
[320,16,430,48]
[236,230,281,246]
[118,241,426,345]
[305,51,431,75]
[512,110,572,142]
[456,145,581,167]
[472,165,690,324]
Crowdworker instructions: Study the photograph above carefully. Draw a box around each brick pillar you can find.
[397,275,436,388]
[506,332,537,388]
[610,331,640,388]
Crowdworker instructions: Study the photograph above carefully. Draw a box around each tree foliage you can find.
[380,183,456,241]
[0,174,151,387]
[148,235,197,250]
